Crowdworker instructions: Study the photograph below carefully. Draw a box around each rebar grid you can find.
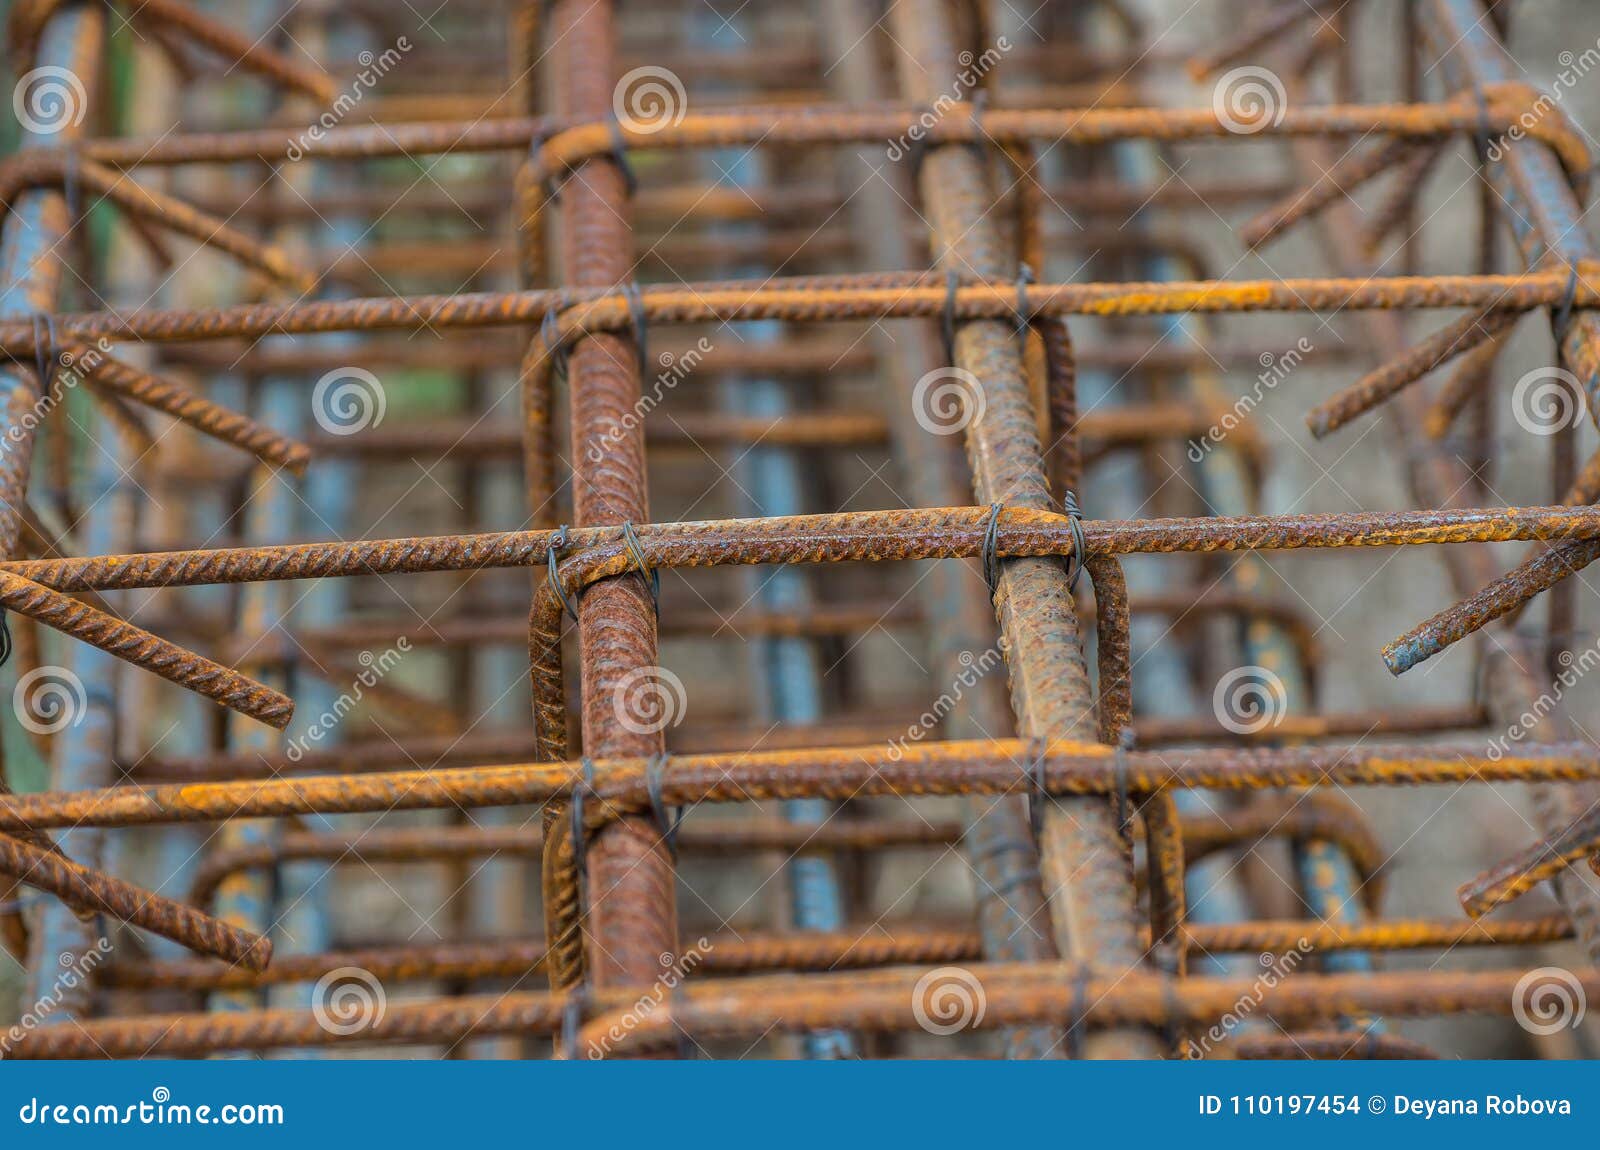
[0,0,1598,1061]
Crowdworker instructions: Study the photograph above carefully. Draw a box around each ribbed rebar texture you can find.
[3,0,1598,1065]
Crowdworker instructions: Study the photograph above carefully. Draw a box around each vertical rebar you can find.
[822,0,1062,1060]
[549,0,678,992]
[892,0,1159,1059]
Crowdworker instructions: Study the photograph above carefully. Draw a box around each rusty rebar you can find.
[14,964,1596,1059]
[9,0,1598,1064]
[0,570,291,727]
[0,832,271,969]
[3,737,1594,831]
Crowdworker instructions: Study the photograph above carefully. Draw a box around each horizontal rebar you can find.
[2,268,1593,353]
[0,738,1594,832]
[13,964,1595,1058]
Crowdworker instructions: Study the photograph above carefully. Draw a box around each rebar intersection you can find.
[1,0,1599,1060]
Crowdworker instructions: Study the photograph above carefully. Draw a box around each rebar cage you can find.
[0,0,1598,1060]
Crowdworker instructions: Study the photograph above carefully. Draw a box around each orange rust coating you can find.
[1134,703,1486,746]
[3,268,1597,353]
[0,832,271,969]
[1,738,1597,832]
[528,94,1590,187]
[545,0,677,999]
[1182,916,1575,955]
[186,176,1292,228]
[74,346,310,472]
[1307,306,1523,438]
[187,818,960,907]
[94,914,1583,995]
[130,0,336,103]
[15,965,1599,1059]
[68,157,316,291]
[1458,801,1600,918]
[98,928,987,993]
[15,86,1570,173]
[0,570,292,727]
[1144,793,1187,969]
[1181,793,1385,910]
[580,964,1600,1057]
[1240,138,1420,250]
[522,504,1600,760]
[1392,438,1600,668]
[99,938,548,992]
[12,1,1598,1063]
[11,502,1600,599]
[0,151,316,290]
